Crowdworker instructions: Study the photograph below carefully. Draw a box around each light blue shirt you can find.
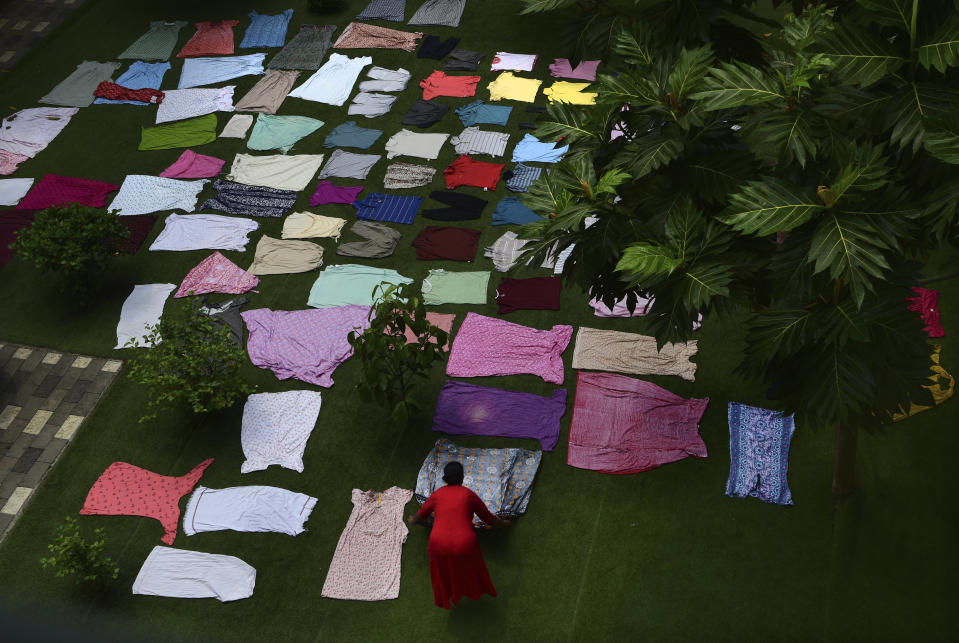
[240,9,294,48]
[510,133,568,163]
[308,264,413,308]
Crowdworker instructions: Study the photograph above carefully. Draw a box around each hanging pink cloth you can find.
[175,251,259,298]
[15,173,119,210]
[79,459,213,544]
[160,149,226,179]
[907,286,945,338]
[568,371,708,474]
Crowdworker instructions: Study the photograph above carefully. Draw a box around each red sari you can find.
[417,485,498,609]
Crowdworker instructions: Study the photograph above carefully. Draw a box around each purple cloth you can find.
[159,149,225,178]
[309,180,364,206]
[433,380,567,451]
[241,306,371,387]
[15,174,119,210]
[548,58,600,81]
[726,402,795,505]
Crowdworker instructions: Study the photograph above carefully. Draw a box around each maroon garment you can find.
[568,371,709,474]
[0,210,35,267]
[94,81,165,104]
[120,215,157,253]
[15,174,119,211]
[412,226,480,261]
[495,276,561,314]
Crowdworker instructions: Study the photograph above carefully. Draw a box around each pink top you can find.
[177,20,240,58]
[79,459,213,544]
[446,312,572,384]
[15,173,119,210]
[175,251,258,298]
[401,311,455,344]
[548,58,600,81]
[160,149,226,178]
[907,287,945,338]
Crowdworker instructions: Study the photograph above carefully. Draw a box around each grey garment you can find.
[450,126,510,157]
[267,24,337,70]
[200,296,249,346]
[484,230,531,272]
[408,0,467,27]
[383,163,436,189]
[235,70,301,114]
[40,61,122,107]
[318,149,382,180]
[120,21,188,60]
[336,221,402,258]
[357,0,407,21]
[322,121,384,149]
[358,66,411,92]
[401,99,449,128]
[348,92,398,118]
[445,49,483,71]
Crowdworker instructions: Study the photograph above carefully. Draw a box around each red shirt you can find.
[444,155,504,190]
[420,70,480,100]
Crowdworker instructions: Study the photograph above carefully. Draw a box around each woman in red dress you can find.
[408,461,511,609]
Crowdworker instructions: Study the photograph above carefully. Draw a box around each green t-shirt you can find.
[139,114,218,150]
[422,269,490,305]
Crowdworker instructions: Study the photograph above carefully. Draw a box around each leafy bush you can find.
[347,282,450,425]
[12,203,129,301]
[40,516,119,586]
[125,299,253,422]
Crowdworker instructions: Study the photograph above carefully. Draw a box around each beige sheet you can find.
[228,153,324,192]
[247,235,324,275]
[571,327,698,381]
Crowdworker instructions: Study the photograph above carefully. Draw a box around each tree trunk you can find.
[831,423,858,514]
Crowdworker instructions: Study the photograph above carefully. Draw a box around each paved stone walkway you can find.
[0,341,119,539]
[0,0,88,71]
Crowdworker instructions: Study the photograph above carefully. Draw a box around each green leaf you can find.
[720,177,823,236]
[689,61,785,111]
[518,0,577,14]
[782,3,835,50]
[667,46,714,102]
[830,141,891,200]
[856,0,913,31]
[807,213,891,307]
[814,24,905,87]
[532,103,602,148]
[614,130,685,178]
[681,262,733,309]
[615,242,681,284]
[746,308,811,358]
[686,151,755,205]
[596,72,662,106]
[613,23,654,66]
[664,197,705,262]
[917,13,959,72]
[922,110,959,164]
[741,109,818,168]
[882,83,958,152]
[594,168,631,197]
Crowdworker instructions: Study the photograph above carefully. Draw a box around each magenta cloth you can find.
[433,380,567,451]
[309,181,364,206]
[175,251,259,298]
[446,312,572,384]
[119,215,156,253]
[15,173,119,210]
[907,286,944,338]
[548,58,600,81]
[495,276,561,314]
[0,210,35,267]
[241,306,372,387]
[159,149,226,179]
[568,371,708,474]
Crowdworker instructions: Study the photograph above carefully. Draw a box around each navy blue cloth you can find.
[200,179,296,218]
[353,192,424,225]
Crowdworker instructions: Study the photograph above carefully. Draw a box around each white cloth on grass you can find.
[450,126,509,157]
[115,283,175,349]
[241,390,323,473]
[149,213,258,252]
[133,546,256,602]
[227,153,324,191]
[177,54,266,89]
[0,107,79,158]
[108,175,208,216]
[491,52,538,72]
[155,87,235,124]
[288,53,373,106]
[384,129,449,160]
[221,114,255,138]
[348,92,398,118]
[182,485,318,536]
[358,66,410,92]
[0,178,35,206]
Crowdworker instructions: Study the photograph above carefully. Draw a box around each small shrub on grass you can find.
[347,282,450,425]
[40,516,119,587]
[126,299,254,422]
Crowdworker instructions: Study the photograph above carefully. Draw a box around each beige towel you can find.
[281,212,346,240]
[228,153,324,191]
[571,327,698,381]
[248,236,324,275]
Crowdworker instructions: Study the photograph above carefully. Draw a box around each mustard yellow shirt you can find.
[892,345,954,421]
[543,81,597,105]
[487,72,542,103]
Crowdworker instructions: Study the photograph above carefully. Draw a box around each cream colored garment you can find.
[228,153,324,191]
[571,327,698,381]
[247,235,324,275]
[281,211,346,240]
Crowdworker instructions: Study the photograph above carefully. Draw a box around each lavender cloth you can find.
[432,380,567,451]
[548,58,600,81]
[309,181,364,206]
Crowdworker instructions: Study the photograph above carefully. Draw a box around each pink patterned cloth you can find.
[79,459,213,544]
[907,286,945,338]
[401,311,455,344]
[446,312,572,384]
[175,251,259,298]
[321,487,413,601]
[568,371,708,474]
[241,306,372,387]
[589,295,653,317]
[0,150,30,175]
[160,149,226,179]
[15,173,119,210]
[548,58,600,81]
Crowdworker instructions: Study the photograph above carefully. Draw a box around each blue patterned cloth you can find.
[455,99,512,127]
[200,179,296,218]
[505,163,543,192]
[239,9,294,48]
[726,402,795,506]
[353,192,423,225]
[492,197,541,225]
[94,61,170,105]
[415,438,542,527]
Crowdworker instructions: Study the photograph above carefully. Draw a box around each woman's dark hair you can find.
[442,461,464,486]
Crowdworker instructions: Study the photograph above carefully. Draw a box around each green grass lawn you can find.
[0,0,957,640]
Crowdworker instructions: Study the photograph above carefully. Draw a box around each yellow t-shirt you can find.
[487,72,542,103]
[892,345,954,421]
[543,81,597,105]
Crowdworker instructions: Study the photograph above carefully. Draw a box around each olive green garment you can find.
[422,269,490,305]
[139,114,218,151]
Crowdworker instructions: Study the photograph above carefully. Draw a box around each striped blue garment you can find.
[357,0,407,21]
[505,163,543,192]
[353,193,424,225]
[240,9,294,48]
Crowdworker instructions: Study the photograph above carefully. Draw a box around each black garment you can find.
[444,48,482,71]
[402,99,449,128]
[518,122,537,130]
[200,180,296,218]
[421,191,488,221]
[525,105,547,113]
[417,35,460,60]
[200,296,249,346]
